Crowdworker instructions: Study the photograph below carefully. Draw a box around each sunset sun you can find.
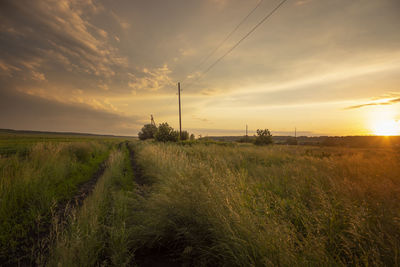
[372,119,400,136]
[369,108,400,136]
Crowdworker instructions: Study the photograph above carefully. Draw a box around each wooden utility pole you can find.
[246,124,248,137]
[178,82,182,139]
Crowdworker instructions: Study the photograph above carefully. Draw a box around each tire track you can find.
[32,144,123,266]
[126,142,179,267]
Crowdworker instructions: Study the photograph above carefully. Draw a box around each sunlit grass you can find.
[130,142,400,266]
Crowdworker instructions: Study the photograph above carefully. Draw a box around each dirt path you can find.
[128,142,146,186]
[127,143,180,267]
[54,159,107,223]
[32,147,116,266]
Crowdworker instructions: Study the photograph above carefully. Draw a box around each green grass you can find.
[127,142,400,266]
[0,130,127,156]
[0,140,114,265]
[1,135,399,266]
[48,145,136,266]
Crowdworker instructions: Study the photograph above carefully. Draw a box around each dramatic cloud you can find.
[0,1,117,76]
[0,88,142,135]
[0,0,399,135]
[128,65,175,93]
[346,97,400,110]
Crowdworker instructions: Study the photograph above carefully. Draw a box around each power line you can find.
[184,0,288,89]
[183,0,264,83]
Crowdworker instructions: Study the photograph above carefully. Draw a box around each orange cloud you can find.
[31,71,46,82]
[0,60,21,76]
[128,65,174,92]
[346,93,400,109]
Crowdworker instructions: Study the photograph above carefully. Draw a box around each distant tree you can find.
[138,124,158,140]
[190,134,195,141]
[180,131,189,141]
[154,123,179,142]
[254,129,273,145]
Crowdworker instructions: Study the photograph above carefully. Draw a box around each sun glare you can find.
[372,119,400,136]
[369,108,400,136]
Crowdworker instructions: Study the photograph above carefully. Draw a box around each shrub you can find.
[254,129,272,145]
[190,134,195,141]
[180,131,189,141]
[138,124,157,140]
[154,123,179,142]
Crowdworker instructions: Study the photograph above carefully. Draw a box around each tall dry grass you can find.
[130,143,400,266]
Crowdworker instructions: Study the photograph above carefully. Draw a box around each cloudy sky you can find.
[0,0,399,136]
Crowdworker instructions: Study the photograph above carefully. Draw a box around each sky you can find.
[0,0,399,136]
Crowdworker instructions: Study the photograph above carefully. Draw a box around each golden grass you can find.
[130,143,400,266]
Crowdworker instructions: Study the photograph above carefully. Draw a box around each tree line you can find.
[138,123,195,142]
[138,123,273,145]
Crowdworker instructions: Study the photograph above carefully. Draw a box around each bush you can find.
[154,123,179,142]
[190,134,195,141]
[180,131,189,141]
[254,129,272,145]
[138,124,157,140]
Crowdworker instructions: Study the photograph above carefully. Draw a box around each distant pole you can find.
[295,127,297,138]
[178,82,182,139]
[246,124,248,137]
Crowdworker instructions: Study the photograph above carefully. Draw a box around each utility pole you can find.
[178,82,182,139]
[295,127,297,138]
[246,124,248,137]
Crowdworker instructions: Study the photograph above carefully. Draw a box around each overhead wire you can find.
[164,0,288,128]
[183,0,289,89]
[181,0,265,84]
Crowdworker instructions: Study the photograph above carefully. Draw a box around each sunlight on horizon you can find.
[369,107,400,136]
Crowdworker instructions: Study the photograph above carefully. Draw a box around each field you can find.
[1,132,399,266]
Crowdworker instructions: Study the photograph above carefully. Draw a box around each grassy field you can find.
[128,142,400,266]
[0,132,128,265]
[0,129,124,156]
[47,146,135,266]
[1,132,399,266]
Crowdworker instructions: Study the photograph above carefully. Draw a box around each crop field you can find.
[1,133,399,266]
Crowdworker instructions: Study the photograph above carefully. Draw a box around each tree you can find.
[154,123,179,142]
[190,134,195,141]
[254,129,273,145]
[138,124,157,140]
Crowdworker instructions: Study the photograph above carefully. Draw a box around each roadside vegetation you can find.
[0,133,119,265]
[138,121,273,147]
[1,129,399,266]
[138,122,191,142]
[128,142,400,266]
[48,145,135,266]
